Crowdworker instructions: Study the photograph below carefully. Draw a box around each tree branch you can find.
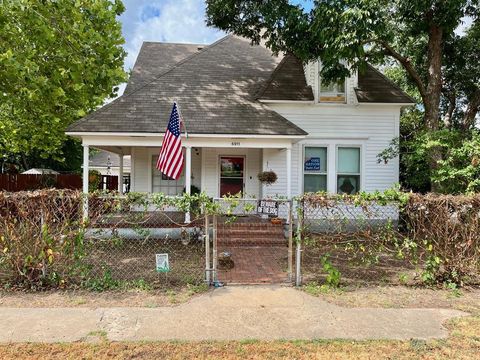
[368,39,427,101]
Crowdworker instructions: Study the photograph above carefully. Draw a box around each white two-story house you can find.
[66,35,414,199]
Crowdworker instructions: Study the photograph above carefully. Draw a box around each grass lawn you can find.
[0,315,479,359]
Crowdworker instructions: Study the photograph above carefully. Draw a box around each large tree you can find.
[0,0,127,168]
[206,0,480,190]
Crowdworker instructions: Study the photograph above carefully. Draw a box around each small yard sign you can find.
[304,157,321,171]
[155,253,170,273]
[257,200,279,217]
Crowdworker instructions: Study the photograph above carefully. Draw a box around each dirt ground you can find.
[0,287,207,308]
[1,285,479,315]
[304,285,480,314]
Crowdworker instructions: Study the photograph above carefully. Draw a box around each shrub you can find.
[0,190,84,288]
[403,193,480,285]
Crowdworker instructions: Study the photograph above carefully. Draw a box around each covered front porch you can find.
[79,134,302,199]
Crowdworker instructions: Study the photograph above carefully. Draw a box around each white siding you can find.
[201,148,261,198]
[263,103,401,196]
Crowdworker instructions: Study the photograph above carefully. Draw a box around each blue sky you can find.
[117,0,470,95]
[118,0,313,91]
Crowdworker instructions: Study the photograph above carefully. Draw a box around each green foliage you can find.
[0,0,127,161]
[206,0,480,188]
[320,254,341,288]
[88,169,102,192]
[82,266,119,291]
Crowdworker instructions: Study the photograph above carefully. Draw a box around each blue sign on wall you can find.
[304,157,321,171]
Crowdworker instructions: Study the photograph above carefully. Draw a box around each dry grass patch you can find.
[302,285,480,314]
[0,316,479,359]
[0,285,209,308]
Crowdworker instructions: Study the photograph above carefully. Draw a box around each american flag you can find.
[156,102,184,180]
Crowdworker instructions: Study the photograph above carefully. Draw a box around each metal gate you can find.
[204,198,294,285]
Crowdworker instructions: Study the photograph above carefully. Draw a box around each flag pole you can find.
[175,100,188,139]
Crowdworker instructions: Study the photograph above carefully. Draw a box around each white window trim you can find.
[299,139,365,194]
[317,60,347,103]
[150,152,185,195]
[335,145,363,194]
[302,144,328,193]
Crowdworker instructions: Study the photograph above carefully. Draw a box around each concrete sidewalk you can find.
[0,286,466,343]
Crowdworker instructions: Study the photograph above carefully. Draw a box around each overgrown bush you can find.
[404,193,480,285]
[300,190,480,286]
[0,190,84,288]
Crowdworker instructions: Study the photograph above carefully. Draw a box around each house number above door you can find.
[231,141,241,146]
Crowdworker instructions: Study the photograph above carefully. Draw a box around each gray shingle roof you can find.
[68,36,307,136]
[355,64,416,103]
[125,42,203,94]
[257,54,314,101]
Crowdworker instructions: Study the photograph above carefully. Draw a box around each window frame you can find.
[335,146,361,194]
[151,154,185,195]
[302,145,328,193]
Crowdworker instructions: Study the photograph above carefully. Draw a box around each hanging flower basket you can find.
[257,171,278,186]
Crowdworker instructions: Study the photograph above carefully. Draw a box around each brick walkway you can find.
[216,246,288,284]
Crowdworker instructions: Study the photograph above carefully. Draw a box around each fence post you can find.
[204,212,211,285]
[288,200,293,282]
[212,213,218,283]
[295,201,303,287]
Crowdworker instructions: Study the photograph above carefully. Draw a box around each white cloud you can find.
[119,0,224,74]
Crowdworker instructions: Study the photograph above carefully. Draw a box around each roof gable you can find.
[68,36,307,136]
[257,54,314,101]
[355,64,415,104]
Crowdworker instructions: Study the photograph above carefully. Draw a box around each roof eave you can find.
[66,131,307,138]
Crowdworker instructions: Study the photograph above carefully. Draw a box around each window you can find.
[337,147,360,194]
[151,155,185,195]
[303,146,327,192]
[319,78,346,103]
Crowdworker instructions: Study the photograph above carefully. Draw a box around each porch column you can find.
[118,153,124,194]
[185,146,192,195]
[82,144,89,219]
[286,146,292,199]
[185,146,192,223]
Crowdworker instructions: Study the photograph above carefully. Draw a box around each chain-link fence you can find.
[211,198,293,284]
[0,190,208,290]
[297,194,415,287]
[85,194,207,289]
[3,190,480,290]
[0,190,83,288]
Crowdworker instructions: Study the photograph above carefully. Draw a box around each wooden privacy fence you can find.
[0,174,82,191]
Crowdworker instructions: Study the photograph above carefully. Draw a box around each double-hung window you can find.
[303,146,327,192]
[151,155,185,195]
[336,147,361,194]
[319,79,346,103]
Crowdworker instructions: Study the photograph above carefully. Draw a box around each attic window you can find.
[319,78,346,103]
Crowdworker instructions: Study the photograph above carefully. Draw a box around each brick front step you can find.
[217,229,284,237]
[217,222,286,247]
[218,238,287,247]
[218,222,284,229]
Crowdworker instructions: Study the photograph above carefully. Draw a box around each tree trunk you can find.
[443,91,456,128]
[424,24,444,192]
[463,88,480,130]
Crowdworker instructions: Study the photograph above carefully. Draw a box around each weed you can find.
[320,253,341,288]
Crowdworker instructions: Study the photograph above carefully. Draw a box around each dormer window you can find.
[319,78,346,103]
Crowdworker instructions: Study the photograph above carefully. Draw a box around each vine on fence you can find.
[2,189,480,289]
[298,189,480,287]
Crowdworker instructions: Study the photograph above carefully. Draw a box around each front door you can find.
[219,156,244,197]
